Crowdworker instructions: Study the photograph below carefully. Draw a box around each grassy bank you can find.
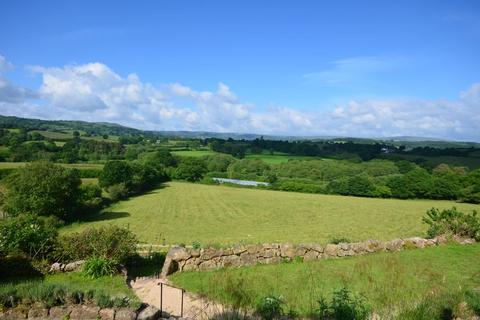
[171,243,480,317]
[62,181,479,245]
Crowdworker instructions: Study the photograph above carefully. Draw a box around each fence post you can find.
[160,283,163,317]
[181,289,184,317]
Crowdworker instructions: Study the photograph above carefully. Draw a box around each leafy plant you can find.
[83,256,117,279]
[56,225,138,263]
[423,207,480,241]
[316,287,370,320]
[255,295,284,320]
[192,241,201,250]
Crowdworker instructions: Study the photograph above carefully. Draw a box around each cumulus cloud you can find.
[0,58,479,141]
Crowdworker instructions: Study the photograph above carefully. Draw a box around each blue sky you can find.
[0,0,480,140]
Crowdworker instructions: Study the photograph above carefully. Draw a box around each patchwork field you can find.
[171,243,480,316]
[63,181,479,245]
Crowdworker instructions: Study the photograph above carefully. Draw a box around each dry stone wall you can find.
[161,236,476,277]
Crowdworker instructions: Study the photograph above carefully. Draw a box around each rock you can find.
[351,242,367,254]
[222,255,242,267]
[115,308,137,320]
[240,253,257,266]
[137,305,161,320]
[49,262,64,273]
[280,244,296,258]
[168,246,191,261]
[246,244,260,254]
[64,260,85,272]
[27,307,49,319]
[232,244,246,255]
[198,259,217,271]
[201,248,222,260]
[70,305,100,320]
[49,306,72,320]
[190,249,201,257]
[2,309,27,319]
[324,244,339,257]
[160,257,178,277]
[303,250,319,261]
[404,237,426,248]
[260,249,275,258]
[99,308,115,320]
[434,235,448,244]
[385,239,404,251]
[263,256,282,265]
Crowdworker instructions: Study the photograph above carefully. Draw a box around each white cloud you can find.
[0,58,479,141]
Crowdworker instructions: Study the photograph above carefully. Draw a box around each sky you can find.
[0,1,480,141]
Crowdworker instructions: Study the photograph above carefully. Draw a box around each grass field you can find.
[171,243,480,317]
[245,153,317,164]
[0,162,104,170]
[172,150,219,157]
[63,181,479,245]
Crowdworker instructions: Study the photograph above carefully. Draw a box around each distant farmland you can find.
[62,181,480,245]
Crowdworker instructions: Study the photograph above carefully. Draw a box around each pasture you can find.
[172,150,219,157]
[171,243,480,316]
[63,181,479,245]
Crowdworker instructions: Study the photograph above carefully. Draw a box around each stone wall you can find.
[161,236,476,277]
[0,304,180,320]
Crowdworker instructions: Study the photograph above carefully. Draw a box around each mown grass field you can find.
[172,150,219,157]
[0,162,104,170]
[244,153,317,164]
[63,181,479,245]
[171,243,480,317]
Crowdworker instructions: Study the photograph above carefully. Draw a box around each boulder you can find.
[27,307,49,320]
[324,244,339,257]
[160,257,178,277]
[137,305,161,320]
[385,239,404,252]
[1,309,27,319]
[232,244,246,255]
[222,255,242,267]
[99,308,116,320]
[49,306,72,320]
[303,250,319,261]
[70,305,100,320]
[64,260,85,272]
[49,262,64,273]
[115,308,137,320]
[240,252,257,266]
[280,244,296,258]
[168,247,191,261]
[201,248,222,260]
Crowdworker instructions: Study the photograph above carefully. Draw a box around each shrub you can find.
[316,287,370,320]
[330,237,351,244]
[422,207,480,241]
[0,214,59,260]
[83,256,117,278]
[107,183,129,201]
[99,161,133,189]
[2,162,82,219]
[255,295,284,320]
[173,157,207,182]
[56,225,138,263]
[79,184,103,210]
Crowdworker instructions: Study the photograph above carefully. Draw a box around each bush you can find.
[316,287,370,320]
[255,295,284,320]
[0,214,59,260]
[173,157,207,182]
[56,225,138,264]
[79,184,103,210]
[99,161,133,189]
[83,257,117,278]
[107,183,129,201]
[423,207,480,241]
[2,162,82,219]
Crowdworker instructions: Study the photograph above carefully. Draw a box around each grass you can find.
[170,243,480,317]
[172,150,219,157]
[245,153,317,164]
[62,181,479,245]
[0,162,104,170]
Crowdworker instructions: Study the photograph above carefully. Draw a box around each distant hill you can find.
[1,114,479,148]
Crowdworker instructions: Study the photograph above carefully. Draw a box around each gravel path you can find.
[130,277,226,319]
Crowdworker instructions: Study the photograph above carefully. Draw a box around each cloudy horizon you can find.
[1,1,479,141]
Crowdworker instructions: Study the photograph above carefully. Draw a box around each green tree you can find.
[3,162,82,219]
[99,161,133,189]
[173,157,207,182]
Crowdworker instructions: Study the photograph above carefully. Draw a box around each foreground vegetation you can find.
[63,181,479,245]
[171,243,480,318]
